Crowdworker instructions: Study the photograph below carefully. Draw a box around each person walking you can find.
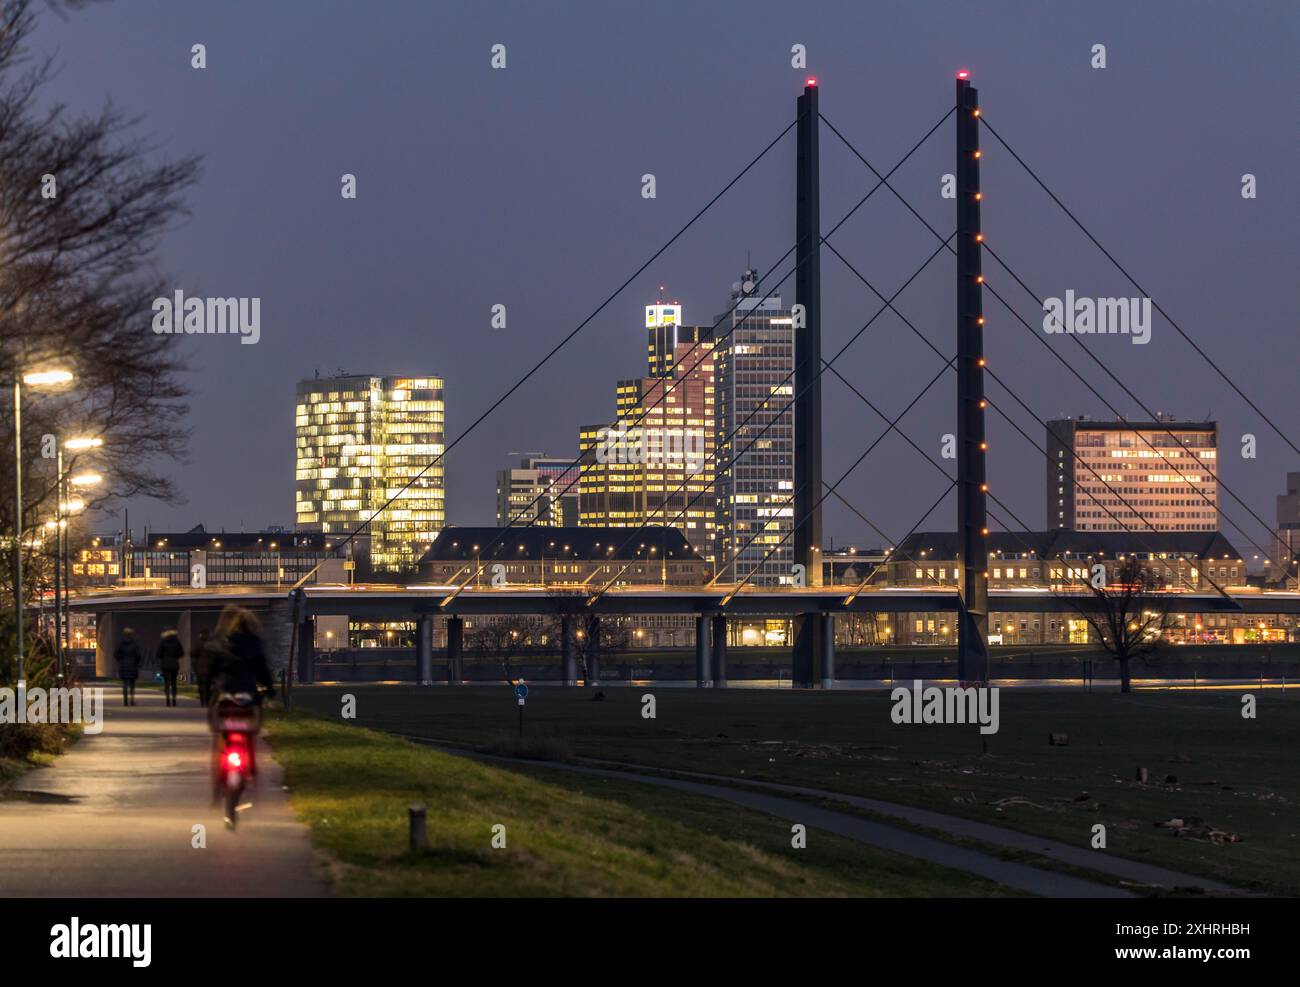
[114,628,143,706]
[157,628,184,706]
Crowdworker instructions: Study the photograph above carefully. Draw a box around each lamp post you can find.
[12,369,74,684]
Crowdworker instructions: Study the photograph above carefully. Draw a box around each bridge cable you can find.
[441,109,957,605]
[290,116,796,594]
[820,112,1280,573]
[981,116,1300,459]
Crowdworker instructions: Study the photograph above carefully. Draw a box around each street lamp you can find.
[11,368,74,683]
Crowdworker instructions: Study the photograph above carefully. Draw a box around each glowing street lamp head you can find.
[64,436,103,451]
[70,472,103,487]
[22,369,73,386]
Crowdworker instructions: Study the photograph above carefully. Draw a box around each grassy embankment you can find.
[265,709,1014,897]
[290,684,1300,895]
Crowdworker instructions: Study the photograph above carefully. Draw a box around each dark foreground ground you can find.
[289,683,1300,895]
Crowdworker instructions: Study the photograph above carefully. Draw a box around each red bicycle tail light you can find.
[226,750,243,769]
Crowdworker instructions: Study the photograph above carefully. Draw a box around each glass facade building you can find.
[295,374,445,573]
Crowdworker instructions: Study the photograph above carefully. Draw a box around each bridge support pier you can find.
[711,613,728,688]
[793,612,835,688]
[791,613,818,688]
[446,616,463,685]
[415,615,433,685]
[820,613,835,688]
[561,615,577,685]
[297,616,315,685]
[695,614,711,688]
[177,610,193,683]
[586,617,601,686]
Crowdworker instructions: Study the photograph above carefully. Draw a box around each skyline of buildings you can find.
[68,287,1299,589]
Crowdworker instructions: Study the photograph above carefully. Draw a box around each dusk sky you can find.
[31,0,1296,558]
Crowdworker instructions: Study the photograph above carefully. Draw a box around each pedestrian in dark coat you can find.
[114,628,143,706]
[157,629,184,706]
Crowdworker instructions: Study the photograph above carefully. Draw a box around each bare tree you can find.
[1063,556,1176,693]
[0,1,198,677]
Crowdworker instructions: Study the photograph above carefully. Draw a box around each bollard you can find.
[409,804,429,851]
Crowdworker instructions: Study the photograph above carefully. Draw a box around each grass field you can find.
[264,711,1012,896]
[289,683,1300,895]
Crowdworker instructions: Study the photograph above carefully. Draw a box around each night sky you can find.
[31,1,1297,560]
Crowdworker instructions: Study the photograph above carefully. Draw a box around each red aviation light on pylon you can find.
[805,77,817,87]
[956,70,970,80]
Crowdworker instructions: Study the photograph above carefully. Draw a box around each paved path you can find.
[0,690,328,897]
[415,738,1241,897]
[422,742,1129,897]
[564,755,1242,894]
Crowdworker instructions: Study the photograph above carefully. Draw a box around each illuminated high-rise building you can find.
[713,268,795,585]
[646,300,713,378]
[496,455,580,528]
[1047,417,1218,532]
[294,374,445,572]
[579,303,717,564]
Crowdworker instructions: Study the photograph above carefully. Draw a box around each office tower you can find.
[1046,417,1218,532]
[294,374,445,572]
[713,268,795,585]
[1274,472,1300,578]
[496,455,581,528]
[579,302,717,564]
[647,300,714,378]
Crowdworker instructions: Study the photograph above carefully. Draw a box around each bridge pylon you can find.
[955,73,990,684]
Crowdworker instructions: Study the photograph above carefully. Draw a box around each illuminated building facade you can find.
[295,374,445,573]
[869,530,1274,644]
[578,303,717,564]
[496,455,580,528]
[126,526,347,587]
[646,301,713,379]
[418,525,707,588]
[71,533,122,588]
[713,268,795,585]
[1047,418,1218,532]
